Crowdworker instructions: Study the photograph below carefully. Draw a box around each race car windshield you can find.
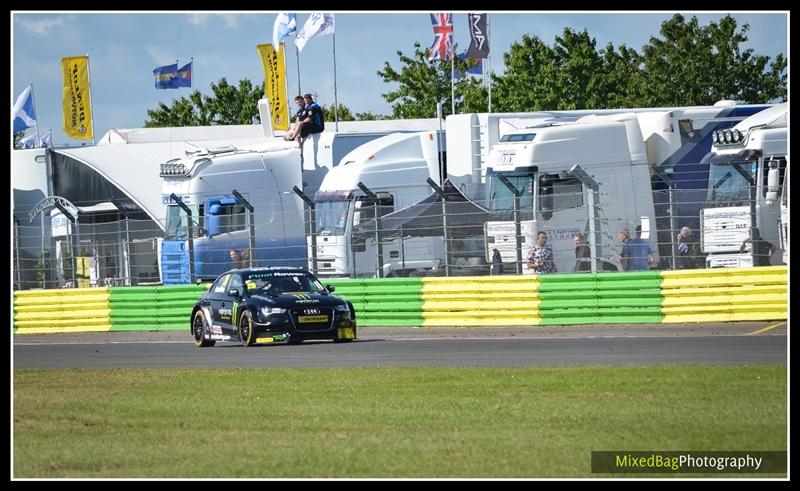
[243,272,327,296]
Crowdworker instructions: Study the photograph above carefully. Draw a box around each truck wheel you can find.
[239,310,255,347]
[192,310,215,348]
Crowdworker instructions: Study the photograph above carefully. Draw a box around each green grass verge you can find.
[13,366,786,478]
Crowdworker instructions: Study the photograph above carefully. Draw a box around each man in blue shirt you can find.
[298,93,324,144]
[284,95,307,143]
[619,226,655,271]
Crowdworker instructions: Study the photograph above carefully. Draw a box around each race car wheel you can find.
[192,310,215,348]
[239,310,256,347]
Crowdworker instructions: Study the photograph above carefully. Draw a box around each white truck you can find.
[474,102,774,273]
[311,130,477,278]
[701,103,787,268]
[160,100,441,283]
[311,102,773,277]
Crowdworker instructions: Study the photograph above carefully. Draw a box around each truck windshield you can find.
[706,161,756,207]
[499,133,536,142]
[488,173,534,213]
[165,204,204,240]
[316,201,350,236]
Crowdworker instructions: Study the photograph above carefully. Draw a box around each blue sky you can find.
[12,11,788,146]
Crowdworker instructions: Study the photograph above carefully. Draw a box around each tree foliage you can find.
[377,42,485,118]
[380,15,786,114]
[144,78,262,127]
[639,14,787,106]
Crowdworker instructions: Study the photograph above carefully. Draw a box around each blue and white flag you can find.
[454,52,483,79]
[273,12,297,49]
[19,132,38,149]
[295,13,335,53]
[13,84,37,133]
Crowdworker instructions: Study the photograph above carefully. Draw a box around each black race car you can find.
[191,267,356,347]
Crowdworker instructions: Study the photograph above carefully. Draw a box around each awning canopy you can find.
[352,179,491,241]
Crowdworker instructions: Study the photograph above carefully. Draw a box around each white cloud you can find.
[145,46,177,65]
[186,13,241,29]
[17,17,65,35]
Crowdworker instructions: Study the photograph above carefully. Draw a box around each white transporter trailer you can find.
[160,100,441,283]
[311,130,481,278]
[483,113,658,274]
[701,103,787,268]
[469,103,774,273]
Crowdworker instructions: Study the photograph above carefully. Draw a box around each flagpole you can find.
[487,14,492,113]
[176,59,180,92]
[450,55,455,116]
[86,53,96,145]
[332,30,339,131]
[190,57,194,90]
[295,44,301,96]
[30,83,41,146]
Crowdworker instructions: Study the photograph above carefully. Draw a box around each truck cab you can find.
[311,130,448,278]
[484,113,658,274]
[702,103,787,268]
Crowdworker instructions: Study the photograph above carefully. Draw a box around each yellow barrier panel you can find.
[13,287,111,333]
[660,266,786,323]
[421,276,540,326]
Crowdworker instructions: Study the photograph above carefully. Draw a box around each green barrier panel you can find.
[538,290,597,300]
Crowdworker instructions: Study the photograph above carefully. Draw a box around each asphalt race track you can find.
[13,322,786,369]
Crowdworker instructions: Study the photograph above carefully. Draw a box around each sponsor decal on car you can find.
[210,334,231,341]
[212,325,222,334]
[299,315,328,323]
[256,337,274,344]
[218,307,232,318]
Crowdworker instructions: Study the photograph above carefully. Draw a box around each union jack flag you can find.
[428,13,453,61]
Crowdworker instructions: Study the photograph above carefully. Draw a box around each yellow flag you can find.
[256,43,288,131]
[61,56,94,140]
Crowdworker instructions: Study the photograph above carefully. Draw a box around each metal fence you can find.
[13,175,728,290]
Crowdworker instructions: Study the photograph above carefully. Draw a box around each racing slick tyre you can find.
[239,310,256,347]
[192,310,216,348]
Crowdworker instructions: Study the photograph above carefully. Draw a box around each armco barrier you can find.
[538,271,663,325]
[13,266,786,333]
[109,284,208,331]
[660,266,787,323]
[14,288,111,334]
[421,276,540,326]
[326,278,423,327]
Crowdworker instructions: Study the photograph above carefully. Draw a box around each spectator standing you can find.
[676,226,703,269]
[619,226,655,271]
[740,227,774,267]
[573,233,591,272]
[527,231,557,274]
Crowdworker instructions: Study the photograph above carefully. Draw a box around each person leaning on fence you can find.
[229,249,251,269]
[573,232,591,272]
[740,227,774,267]
[619,226,655,271]
[527,231,557,274]
[284,95,307,143]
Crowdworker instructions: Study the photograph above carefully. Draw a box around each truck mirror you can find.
[765,165,780,205]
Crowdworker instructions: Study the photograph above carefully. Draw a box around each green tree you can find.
[377,42,484,118]
[144,78,263,127]
[493,29,641,112]
[639,14,787,106]
[13,131,25,149]
[321,103,355,122]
